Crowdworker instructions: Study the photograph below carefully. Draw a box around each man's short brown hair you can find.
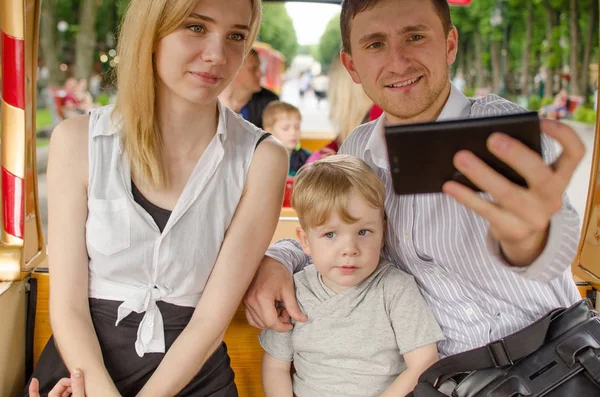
[262,101,301,130]
[292,155,386,230]
[340,0,453,53]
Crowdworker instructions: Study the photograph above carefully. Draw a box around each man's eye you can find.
[367,42,383,49]
[230,33,246,41]
[188,25,205,33]
[358,229,370,236]
[409,34,424,41]
[325,232,336,239]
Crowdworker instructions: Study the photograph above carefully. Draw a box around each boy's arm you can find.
[262,352,294,397]
[379,343,438,397]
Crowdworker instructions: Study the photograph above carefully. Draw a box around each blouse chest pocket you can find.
[87,197,131,256]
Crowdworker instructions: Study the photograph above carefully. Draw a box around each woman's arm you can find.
[379,344,438,397]
[46,116,120,396]
[137,137,288,396]
[261,353,293,397]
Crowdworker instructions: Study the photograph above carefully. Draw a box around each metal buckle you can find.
[488,339,514,368]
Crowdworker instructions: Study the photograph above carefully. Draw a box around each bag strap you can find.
[420,308,560,385]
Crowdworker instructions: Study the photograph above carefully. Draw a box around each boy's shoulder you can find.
[375,260,416,292]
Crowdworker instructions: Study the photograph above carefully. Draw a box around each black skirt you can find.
[25,298,238,397]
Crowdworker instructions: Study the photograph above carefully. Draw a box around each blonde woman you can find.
[306,55,373,163]
[27,0,287,396]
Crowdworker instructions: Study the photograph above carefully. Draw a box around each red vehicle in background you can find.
[253,41,286,95]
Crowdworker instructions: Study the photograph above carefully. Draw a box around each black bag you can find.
[409,299,600,396]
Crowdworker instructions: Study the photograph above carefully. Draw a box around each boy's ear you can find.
[296,226,312,256]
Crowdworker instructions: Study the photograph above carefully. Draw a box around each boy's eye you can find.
[324,232,336,239]
[188,25,205,33]
[358,229,370,236]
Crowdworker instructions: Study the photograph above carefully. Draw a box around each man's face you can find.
[234,53,262,93]
[341,0,458,124]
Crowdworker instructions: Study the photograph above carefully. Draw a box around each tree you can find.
[316,14,341,72]
[74,0,101,79]
[259,4,298,65]
[40,0,60,86]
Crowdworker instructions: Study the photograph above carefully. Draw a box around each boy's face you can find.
[297,194,385,294]
[270,115,301,151]
[340,0,458,124]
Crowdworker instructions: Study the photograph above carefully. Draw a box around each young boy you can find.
[262,101,310,176]
[259,155,444,397]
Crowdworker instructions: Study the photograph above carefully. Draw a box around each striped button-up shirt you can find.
[266,84,581,358]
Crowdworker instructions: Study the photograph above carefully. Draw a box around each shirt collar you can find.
[365,82,472,170]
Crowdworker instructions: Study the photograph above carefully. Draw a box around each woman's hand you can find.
[29,369,86,397]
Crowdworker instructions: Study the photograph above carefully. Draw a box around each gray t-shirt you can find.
[259,260,444,397]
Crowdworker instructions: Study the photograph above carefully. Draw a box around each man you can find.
[220,49,279,129]
[244,0,585,359]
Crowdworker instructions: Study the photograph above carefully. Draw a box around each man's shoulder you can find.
[340,119,379,157]
[470,94,527,117]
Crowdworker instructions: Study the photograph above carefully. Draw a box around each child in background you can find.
[262,101,310,176]
[260,155,444,397]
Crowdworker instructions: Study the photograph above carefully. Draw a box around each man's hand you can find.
[442,119,585,267]
[244,256,307,332]
[29,369,86,397]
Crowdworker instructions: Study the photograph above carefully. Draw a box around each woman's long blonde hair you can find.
[327,55,373,145]
[114,0,262,188]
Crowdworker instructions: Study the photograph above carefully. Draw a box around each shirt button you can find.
[465,307,475,317]
[404,232,409,241]
[148,322,154,328]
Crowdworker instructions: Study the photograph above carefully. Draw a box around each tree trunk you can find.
[569,0,581,95]
[40,0,60,87]
[491,39,501,94]
[474,31,485,89]
[544,3,555,98]
[580,0,598,97]
[74,0,101,80]
[521,1,533,97]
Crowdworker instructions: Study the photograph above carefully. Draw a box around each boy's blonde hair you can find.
[114,0,262,188]
[262,101,301,130]
[292,155,386,229]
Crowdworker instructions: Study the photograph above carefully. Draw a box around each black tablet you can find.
[384,111,542,195]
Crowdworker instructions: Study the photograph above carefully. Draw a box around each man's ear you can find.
[296,226,312,256]
[446,27,459,66]
[341,50,362,85]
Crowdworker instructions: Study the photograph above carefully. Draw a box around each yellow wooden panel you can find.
[0,280,27,397]
[31,269,50,367]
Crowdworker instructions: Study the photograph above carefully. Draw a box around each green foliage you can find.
[96,93,111,106]
[574,106,597,125]
[259,4,298,66]
[316,14,341,71]
[541,96,554,107]
[528,95,541,111]
[36,108,53,132]
[464,88,476,98]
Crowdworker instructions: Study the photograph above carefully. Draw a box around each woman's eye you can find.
[230,33,246,41]
[358,229,370,236]
[188,25,205,34]
[325,232,336,239]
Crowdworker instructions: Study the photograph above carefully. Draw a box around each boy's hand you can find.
[443,119,584,267]
[29,369,86,397]
[244,257,307,331]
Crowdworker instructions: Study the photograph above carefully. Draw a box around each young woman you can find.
[27,0,288,395]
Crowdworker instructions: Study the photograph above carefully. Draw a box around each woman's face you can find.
[155,0,253,107]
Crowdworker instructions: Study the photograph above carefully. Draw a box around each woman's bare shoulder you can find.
[48,114,90,183]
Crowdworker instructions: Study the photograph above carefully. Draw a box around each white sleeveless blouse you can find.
[85,102,264,356]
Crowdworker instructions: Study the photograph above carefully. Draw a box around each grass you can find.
[36,137,50,148]
[36,108,54,132]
